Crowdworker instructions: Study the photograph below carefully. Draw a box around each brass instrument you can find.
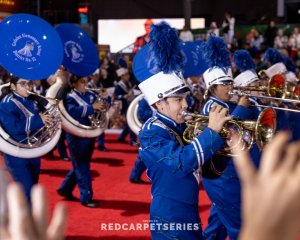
[231,74,287,99]
[85,87,110,128]
[230,74,300,113]
[182,107,276,156]
[26,91,61,146]
[0,90,62,158]
[126,94,144,135]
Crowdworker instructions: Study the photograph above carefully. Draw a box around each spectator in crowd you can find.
[99,56,117,88]
[288,27,300,59]
[274,28,289,49]
[222,11,235,47]
[132,19,153,53]
[264,20,278,48]
[179,24,194,42]
[206,21,219,39]
[247,28,264,55]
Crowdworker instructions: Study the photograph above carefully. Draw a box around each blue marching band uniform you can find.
[0,90,45,202]
[133,23,233,239]
[57,88,98,204]
[2,12,300,240]
[114,68,137,145]
[201,96,257,240]
[139,112,225,239]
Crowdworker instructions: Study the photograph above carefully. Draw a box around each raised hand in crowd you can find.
[233,132,300,240]
[1,183,67,240]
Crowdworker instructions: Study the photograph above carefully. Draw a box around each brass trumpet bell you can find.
[233,73,286,98]
[182,108,276,156]
[230,74,300,112]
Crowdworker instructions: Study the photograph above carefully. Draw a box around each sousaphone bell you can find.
[46,23,108,138]
[0,13,63,158]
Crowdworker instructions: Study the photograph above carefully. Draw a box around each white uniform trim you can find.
[11,97,34,133]
[69,91,89,118]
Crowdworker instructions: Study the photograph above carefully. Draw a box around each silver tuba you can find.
[46,76,109,138]
[126,94,145,135]
[0,13,63,158]
[0,89,62,158]
[46,23,108,138]
[85,87,110,129]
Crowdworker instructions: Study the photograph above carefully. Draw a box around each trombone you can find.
[229,74,300,113]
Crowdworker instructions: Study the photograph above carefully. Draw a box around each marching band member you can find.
[0,77,52,203]
[57,74,106,208]
[200,36,256,240]
[233,49,263,118]
[133,22,231,240]
[114,67,138,146]
[263,48,293,131]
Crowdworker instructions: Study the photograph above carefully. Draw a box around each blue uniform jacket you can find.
[0,93,44,142]
[65,89,97,125]
[288,110,300,141]
[139,112,225,206]
[201,96,261,237]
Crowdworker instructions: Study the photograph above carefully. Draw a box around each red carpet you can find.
[4,133,213,239]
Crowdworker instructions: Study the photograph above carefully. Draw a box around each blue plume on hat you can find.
[201,36,231,69]
[233,50,256,72]
[283,56,296,73]
[133,21,185,82]
[149,21,185,74]
[264,48,284,65]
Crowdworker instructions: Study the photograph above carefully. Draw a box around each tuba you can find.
[46,23,108,138]
[85,87,110,129]
[0,13,63,158]
[182,107,277,156]
[127,94,144,135]
[46,76,108,138]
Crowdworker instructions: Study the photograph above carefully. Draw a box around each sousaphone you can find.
[0,13,63,158]
[46,23,108,138]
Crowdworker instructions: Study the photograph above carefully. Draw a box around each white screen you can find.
[97,18,205,53]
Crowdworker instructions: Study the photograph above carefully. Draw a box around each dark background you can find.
[6,0,300,42]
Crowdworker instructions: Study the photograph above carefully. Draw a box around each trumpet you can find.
[182,107,276,156]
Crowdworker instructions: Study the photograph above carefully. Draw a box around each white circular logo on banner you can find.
[12,33,42,63]
[64,41,84,63]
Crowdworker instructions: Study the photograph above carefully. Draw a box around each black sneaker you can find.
[98,146,109,152]
[81,200,99,208]
[57,189,77,201]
